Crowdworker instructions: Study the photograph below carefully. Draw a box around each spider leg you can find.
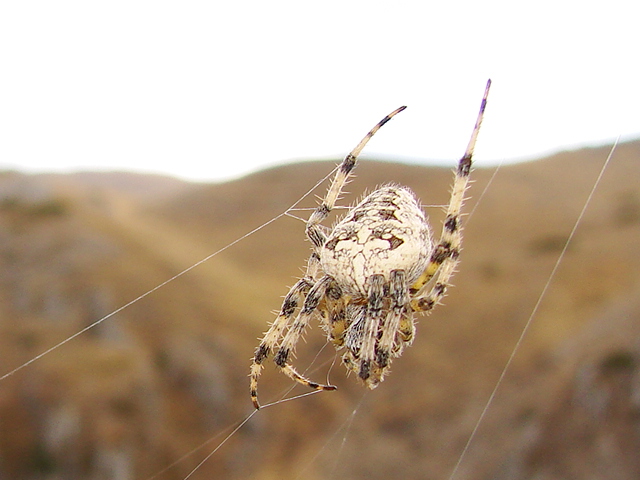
[274,362,337,396]
[327,305,348,347]
[250,277,313,409]
[398,313,416,345]
[410,79,491,312]
[342,274,386,388]
[323,282,348,347]
[251,249,327,409]
[273,275,337,394]
[375,269,408,370]
[359,274,386,386]
[305,106,406,250]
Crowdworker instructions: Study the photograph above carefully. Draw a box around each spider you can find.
[250,80,491,409]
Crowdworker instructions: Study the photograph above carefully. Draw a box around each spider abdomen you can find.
[320,185,432,295]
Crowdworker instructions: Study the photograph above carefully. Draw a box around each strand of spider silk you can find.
[293,392,367,480]
[154,355,333,480]
[152,393,321,480]
[181,409,259,480]
[146,413,258,480]
[447,137,619,480]
[0,165,340,383]
[261,345,336,408]
[325,393,367,478]
[172,343,337,477]
[179,324,342,479]
[174,385,329,478]
[152,384,324,479]
[467,159,503,222]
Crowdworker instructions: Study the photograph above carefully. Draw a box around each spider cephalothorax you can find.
[250,80,491,409]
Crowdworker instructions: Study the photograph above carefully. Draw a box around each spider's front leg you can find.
[410,79,491,314]
[342,274,395,388]
[375,269,409,369]
[304,105,407,250]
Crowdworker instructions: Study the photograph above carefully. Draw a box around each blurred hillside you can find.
[0,139,639,480]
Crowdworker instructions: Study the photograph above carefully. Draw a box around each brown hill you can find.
[0,139,639,479]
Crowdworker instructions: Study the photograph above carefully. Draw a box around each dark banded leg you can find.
[375,270,408,371]
[358,274,386,386]
[410,79,491,312]
[305,106,407,250]
[325,283,348,347]
[272,276,337,395]
[250,278,313,409]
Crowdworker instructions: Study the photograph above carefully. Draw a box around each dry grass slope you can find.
[0,139,639,479]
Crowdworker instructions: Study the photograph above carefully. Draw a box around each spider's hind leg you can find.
[275,362,338,394]
[273,276,338,396]
[250,278,312,410]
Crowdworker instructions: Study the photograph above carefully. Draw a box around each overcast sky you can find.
[1,1,637,182]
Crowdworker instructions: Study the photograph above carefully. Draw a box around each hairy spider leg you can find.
[272,276,337,389]
[250,278,312,409]
[375,269,408,370]
[358,274,386,384]
[410,79,491,312]
[305,106,407,250]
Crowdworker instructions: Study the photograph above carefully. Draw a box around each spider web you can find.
[0,139,619,480]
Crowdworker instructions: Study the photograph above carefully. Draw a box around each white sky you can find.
[1,1,638,182]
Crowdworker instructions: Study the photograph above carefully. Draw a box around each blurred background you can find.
[1,141,639,479]
[1,1,640,479]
